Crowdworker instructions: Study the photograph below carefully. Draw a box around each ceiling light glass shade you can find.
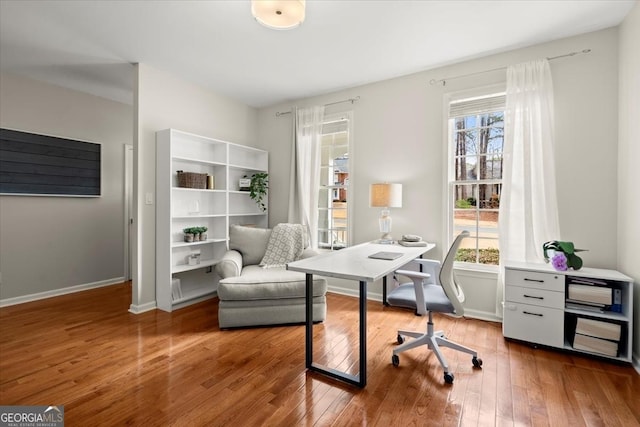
[251,0,305,30]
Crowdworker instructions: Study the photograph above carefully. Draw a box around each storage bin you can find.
[177,171,207,189]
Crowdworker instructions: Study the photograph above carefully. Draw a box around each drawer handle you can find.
[524,278,544,283]
[523,294,543,300]
[523,311,543,317]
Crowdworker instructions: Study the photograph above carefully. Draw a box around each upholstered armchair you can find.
[214,224,327,328]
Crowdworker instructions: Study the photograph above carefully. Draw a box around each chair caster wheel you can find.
[397,334,404,344]
[472,356,483,368]
[444,373,454,384]
[392,355,400,367]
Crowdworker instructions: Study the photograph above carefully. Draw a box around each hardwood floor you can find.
[1,282,638,426]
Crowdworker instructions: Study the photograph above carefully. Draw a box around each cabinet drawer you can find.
[503,302,564,347]
[505,285,564,309]
[505,268,563,292]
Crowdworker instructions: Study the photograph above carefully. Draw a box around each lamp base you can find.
[377,209,394,244]
[376,232,394,244]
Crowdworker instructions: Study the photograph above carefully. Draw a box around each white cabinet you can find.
[156,129,268,312]
[503,262,634,362]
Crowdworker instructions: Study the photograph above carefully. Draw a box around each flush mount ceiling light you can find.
[251,0,305,30]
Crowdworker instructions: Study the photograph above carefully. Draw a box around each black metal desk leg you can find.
[305,276,367,388]
[305,273,313,368]
[359,280,367,387]
[382,275,389,306]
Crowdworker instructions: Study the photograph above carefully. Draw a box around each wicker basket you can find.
[177,171,207,189]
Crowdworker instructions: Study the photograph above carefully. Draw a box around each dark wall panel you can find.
[0,128,101,196]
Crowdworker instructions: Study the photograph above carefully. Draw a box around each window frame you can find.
[317,111,353,250]
[444,85,505,271]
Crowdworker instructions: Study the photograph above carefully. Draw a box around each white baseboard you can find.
[633,352,640,375]
[326,286,501,323]
[129,301,157,314]
[327,284,380,301]
[463,309,502,323]
[0,277,125,308]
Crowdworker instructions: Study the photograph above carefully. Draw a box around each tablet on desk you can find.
[368,251,403,260]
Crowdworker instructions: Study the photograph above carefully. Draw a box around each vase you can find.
[184,233,194,243]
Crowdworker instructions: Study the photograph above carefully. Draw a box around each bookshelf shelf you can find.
[503,261,634,363]
[563,307,628,322]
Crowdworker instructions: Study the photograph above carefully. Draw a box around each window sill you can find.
[453,262,499,278]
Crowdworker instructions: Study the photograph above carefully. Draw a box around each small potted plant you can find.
[195,226,206,242]
[543,240,587,270]
[184,226,208,242]
[247,172,268,212]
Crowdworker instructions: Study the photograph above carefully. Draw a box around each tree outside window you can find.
[449,99,504,266]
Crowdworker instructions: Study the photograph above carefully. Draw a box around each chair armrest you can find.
[402,258,441,286]
[394,259,442,316]
[392,270,428,316]
[395,270,430,280]
[214,250,243,279]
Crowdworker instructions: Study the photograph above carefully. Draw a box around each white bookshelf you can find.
[156,129,268,312]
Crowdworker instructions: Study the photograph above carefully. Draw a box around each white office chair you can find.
[387,230,482,384]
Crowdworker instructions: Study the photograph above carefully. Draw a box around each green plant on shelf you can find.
[244,172,268,212]
[183,226,208,242]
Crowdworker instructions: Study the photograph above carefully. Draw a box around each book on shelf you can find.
[575,317,621,341]
[565,301,606,313]
[567,276,608,286]
[611,288,622,313]
[567,283,612,305]
[171,278,183,301]
[573,333,618,357]
[565,298,605,308]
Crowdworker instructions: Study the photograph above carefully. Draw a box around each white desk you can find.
[287,241,435,387]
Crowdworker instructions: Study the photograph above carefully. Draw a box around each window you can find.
[318,113,352,249]
[447,91,505,266]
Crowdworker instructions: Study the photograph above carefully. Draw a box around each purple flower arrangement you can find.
[551,252,568,271]
[543,240,587,270]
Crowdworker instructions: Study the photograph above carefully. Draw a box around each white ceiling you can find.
[0,0,636,108]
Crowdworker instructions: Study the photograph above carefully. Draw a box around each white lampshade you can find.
[369,183,402,208]
[251,0,305,30]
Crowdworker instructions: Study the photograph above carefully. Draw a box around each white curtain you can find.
[288,106,325,249]
[496,59,561,316]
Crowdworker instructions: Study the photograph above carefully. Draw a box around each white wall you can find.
[0,72,133,303]
[617,2,640,368]
[131,63,259,312]
[258,28,621,318]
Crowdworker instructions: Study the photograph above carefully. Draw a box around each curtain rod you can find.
[429,48,591,86]
[275,96,361,117]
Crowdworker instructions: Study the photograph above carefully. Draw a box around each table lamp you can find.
[369,183,402,243]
